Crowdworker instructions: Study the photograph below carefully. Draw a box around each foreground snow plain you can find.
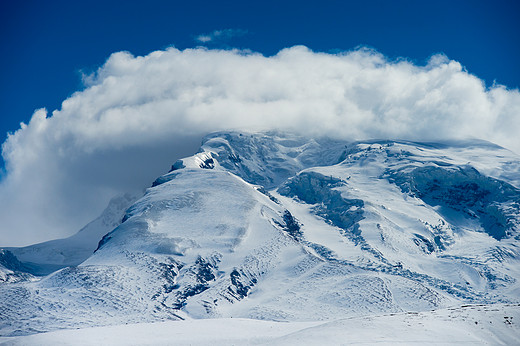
[1,131,520,343]
[2,304,518,345]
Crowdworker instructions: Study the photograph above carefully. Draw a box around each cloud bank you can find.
[1,46,519,246]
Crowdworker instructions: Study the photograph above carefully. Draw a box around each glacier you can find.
[1,131,519,342]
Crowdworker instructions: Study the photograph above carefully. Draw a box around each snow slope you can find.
[1,194,137,276]
[1,131,519,339]
[2,304,518,345]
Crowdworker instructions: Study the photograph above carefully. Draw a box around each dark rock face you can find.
[0,250,40,278]
[199,157,215,169]
[227,269,257,301]
[95,234,113,252]
[169,255,220,309]
[413,233,435,254]
[0,250,26,272]
[279,210,303,241]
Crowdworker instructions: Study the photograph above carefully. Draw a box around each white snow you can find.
[1,304,518,345]
[1,131,519,341]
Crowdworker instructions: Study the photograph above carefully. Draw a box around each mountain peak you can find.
[1,131,519,337]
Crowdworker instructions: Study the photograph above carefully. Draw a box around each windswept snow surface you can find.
[2,304,518,345]
[1,131,519,340]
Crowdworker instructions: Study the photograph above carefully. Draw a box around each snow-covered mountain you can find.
[1,131,519,340]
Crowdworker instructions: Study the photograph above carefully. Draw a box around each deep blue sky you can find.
[1,0,519,149]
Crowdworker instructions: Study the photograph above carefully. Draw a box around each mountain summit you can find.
[1,131,519,338]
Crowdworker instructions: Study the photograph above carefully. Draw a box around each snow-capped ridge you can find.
[151,131,349,189]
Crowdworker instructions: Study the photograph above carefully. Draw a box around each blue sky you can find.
[1,0,520,246]
[1,0,519,146]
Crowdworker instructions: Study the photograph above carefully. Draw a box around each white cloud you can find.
[196,35,212,43]
[1,46,519,246]
[195,29,247,44]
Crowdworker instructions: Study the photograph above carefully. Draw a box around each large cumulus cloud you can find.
[1,46,519,246]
